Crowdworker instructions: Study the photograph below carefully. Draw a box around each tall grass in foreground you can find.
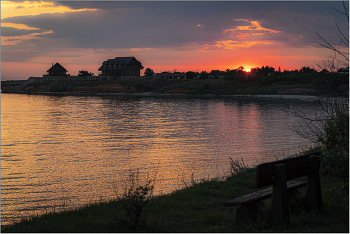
[112,170,155,231]
[228,157,251,175]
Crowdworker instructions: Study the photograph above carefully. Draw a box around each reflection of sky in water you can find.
[1,94,316,225]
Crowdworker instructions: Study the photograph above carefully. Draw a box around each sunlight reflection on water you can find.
[1,93,317,225]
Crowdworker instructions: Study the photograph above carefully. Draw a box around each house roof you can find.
[98,66,108,70]
[107,57,134,65]
[98,57,143,71]
[47,62,68,72]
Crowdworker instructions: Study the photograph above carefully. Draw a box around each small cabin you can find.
[45,62,68,76]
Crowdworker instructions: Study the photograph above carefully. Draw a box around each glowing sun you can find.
[244,68,251,72]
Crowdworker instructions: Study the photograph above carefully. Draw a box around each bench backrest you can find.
[256,152,321,188]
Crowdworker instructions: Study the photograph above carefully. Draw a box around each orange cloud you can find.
[1,1,96,20]
[1,22,40,30]
[1,30,54,45]
[234,32,264,39]
[223,19,282,37]
[214,40,275,50]
[1,1,96,46]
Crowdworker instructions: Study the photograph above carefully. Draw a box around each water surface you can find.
[1,93,316,225]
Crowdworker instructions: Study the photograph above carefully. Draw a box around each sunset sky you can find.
[1,1,349,80]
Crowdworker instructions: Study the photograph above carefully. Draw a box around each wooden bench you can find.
[224,152,322,223]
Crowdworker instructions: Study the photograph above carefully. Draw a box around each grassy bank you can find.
[2,79,324,96]
[2,147,348,233]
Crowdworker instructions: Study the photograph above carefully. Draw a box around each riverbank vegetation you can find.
[4,65,348,97]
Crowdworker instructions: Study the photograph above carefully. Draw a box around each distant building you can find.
[98,57,144,76]
[338,67,349,74]
[154,72,187,80]
[45,62,68,76]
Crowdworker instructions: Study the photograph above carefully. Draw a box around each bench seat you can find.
[224,180,306,206]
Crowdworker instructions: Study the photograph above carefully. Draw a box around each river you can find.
[1,93,318,225]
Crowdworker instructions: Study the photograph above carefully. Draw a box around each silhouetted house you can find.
[154,72,187,79]
[98,57,144,76]
[45,62,68,76]
[338,67,349,74]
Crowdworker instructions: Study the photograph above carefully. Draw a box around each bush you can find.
[117,170,154,231]
[318,108,349,183]
[199,71,209,79]
[286,88,349,184]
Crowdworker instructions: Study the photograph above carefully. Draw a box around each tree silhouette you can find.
[186,71,197,79]
[316,1,349,70]
[144,68,154,77]
[78,70,94,76]
[299,66,316,73]
[199,71,209,79]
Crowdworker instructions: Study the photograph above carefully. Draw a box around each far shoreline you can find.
[1,91,321,101]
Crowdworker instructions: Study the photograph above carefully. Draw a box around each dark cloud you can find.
[2,43,46,62]
[254,14,265,19]
[3,7,229,49]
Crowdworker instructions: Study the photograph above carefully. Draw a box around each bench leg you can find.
[256,202,269,221]
[269,164,290,223]
[297,156,323,211]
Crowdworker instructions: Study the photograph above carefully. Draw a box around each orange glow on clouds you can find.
[1,22,40,30]
[214,19,282,50]
[235,32,264,39]
[223,19,282,34]
[1,30,54,46]
[1,1,97,46]
[1,1,96,20]
[214,40,275,50]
